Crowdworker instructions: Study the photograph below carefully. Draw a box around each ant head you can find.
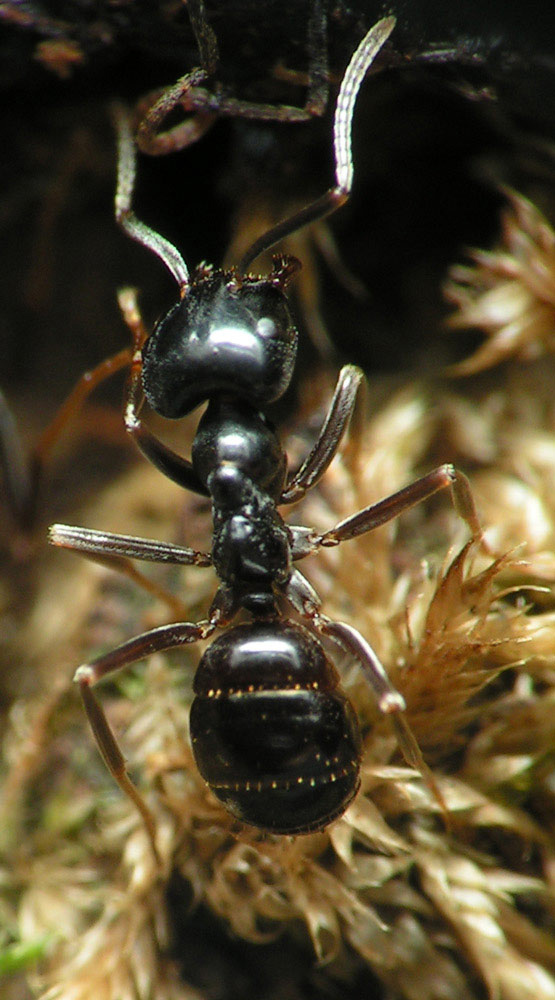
[141,256,300,419]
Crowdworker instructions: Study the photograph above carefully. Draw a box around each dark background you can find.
[1,3,554,997]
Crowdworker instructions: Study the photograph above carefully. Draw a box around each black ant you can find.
[50,18,487,855]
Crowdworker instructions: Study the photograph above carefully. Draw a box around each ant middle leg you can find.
[313,464,486,550]
[136,0,329,155]
[50,522,212,619]
[117,288,207,497]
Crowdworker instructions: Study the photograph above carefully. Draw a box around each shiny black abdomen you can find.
[190,620,362,833]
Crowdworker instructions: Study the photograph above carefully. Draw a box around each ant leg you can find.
[117,288,207,497]
[136,0,328,156]
[314,464,486,549]
[286,570,406,715]
[322,618,448,815]
[34,349,132,469]
[281,364,363,504]
[75,616,216,861]
[50,523,211,568]
[50,523,212,619]
[0,349,131,535]
[288,568,448,814]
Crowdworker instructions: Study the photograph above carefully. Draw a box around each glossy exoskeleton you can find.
[51,18,485,852]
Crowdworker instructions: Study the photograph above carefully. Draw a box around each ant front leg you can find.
[117,288,207,498]
[281,364,364,504]
[75,615,217,862]
[136,0,328,155]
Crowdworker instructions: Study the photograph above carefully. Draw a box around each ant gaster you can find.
[50,18,486,855]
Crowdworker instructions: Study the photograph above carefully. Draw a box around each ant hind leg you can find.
[75,615,217,862]
[288,571,450,820]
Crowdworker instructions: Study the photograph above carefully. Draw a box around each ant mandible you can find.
[50,17,486,856]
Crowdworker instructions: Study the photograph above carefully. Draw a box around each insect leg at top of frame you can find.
[136,0,329,155]
[238,16,396,272]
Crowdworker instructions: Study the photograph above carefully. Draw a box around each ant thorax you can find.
[208,463,293,615]
[195,396,292,614]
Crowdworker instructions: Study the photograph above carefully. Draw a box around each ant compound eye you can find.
[141,272,298,419]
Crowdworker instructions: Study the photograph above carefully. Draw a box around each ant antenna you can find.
[239,16,396,273]
[111,17,394,290]
[113,105,190,292]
